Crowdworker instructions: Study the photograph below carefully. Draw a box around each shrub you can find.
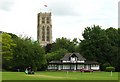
[106,66,115,72]
[102,63,110,71]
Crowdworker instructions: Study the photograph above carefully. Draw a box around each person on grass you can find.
[25,68,28,74]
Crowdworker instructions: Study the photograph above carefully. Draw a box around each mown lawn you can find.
[2,71,119,80]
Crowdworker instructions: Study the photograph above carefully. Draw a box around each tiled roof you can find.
[61,53,86,61]
[48,53,99,64]
[49,61,61,64]
[85,61,99,64]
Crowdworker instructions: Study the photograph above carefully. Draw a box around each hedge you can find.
[106,66,115,72]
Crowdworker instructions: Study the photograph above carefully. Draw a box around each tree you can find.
[46,48,68,62]
[7,33,18,39]
[79,25,119,71]
[11,36,46,71]
[105,27,119,70]
[0,32,16,70]
[51,37,76,52]
[45,43,54,53]
[0,32,46,71]
[79,25,107,61]
[117,28,120,71]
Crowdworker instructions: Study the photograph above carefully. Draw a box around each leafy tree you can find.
[46,48,68,62]
[72,38,80,52]
[105,27,119,70]
[51,37,77,52]
[7,33,18,39]
[0,32,16,70]
[117,28,120,71]
[0,32,46,71]
[11,36,46,71]
[102,63,111,71]
[72,38,78,45]
[45,43,55,53]
[79,25,108,62]
[79,25,119,71]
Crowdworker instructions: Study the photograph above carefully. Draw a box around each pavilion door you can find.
[71,64,76,70]
[71,65,74,70]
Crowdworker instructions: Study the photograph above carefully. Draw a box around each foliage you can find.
[102,63,111,71]
[11,37,46,71]
[106,66,115,72]
[1,33,46,71]
[116,28,120,72]
[51,37,77,52]
[79,25,108,61]
[1,33,16,59]
[45,43,53,53]
[0,32,16,70]
[78,25,119,71]
[46,48,68,62]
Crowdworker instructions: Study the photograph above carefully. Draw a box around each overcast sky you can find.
[0,0,119,41]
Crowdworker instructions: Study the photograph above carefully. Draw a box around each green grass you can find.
[2,71,119,80]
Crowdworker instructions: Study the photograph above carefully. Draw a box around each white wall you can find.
[48,64,100,70]
[77,65,84,69]
[63,65,70,69]
[91,65,99,70]
[48,64,57,69]
[77,61,85,63]
[63,61,70,63]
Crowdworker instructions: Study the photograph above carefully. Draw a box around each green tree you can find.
[51,37,76,52]
[105,27,119,70]
[11,36,46,71]
[79,25,108,62]
[46,48,68,62]
[79,25,119,71]
[0,32,16,70]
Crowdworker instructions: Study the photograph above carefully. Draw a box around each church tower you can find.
[37,12,52,46]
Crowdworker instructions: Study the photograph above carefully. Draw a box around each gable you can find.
[61,53,86,61]
[71,54,77,57]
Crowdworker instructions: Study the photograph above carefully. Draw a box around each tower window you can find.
[42,21,45,23]
[42,17,45,23]
[47,21,49,23]
[47,17,50,23]
[47,26,50,41]
[47,17,49,20]
[42,26,45,41]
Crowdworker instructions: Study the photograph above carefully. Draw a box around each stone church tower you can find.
[37,12,52,46]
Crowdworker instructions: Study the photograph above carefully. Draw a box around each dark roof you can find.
[49,61,61,64]
[48,53,99,64]
[61,53,86,61]
[85,61,99,64]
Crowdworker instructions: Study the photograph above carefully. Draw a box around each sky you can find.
[0,0,119,41]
